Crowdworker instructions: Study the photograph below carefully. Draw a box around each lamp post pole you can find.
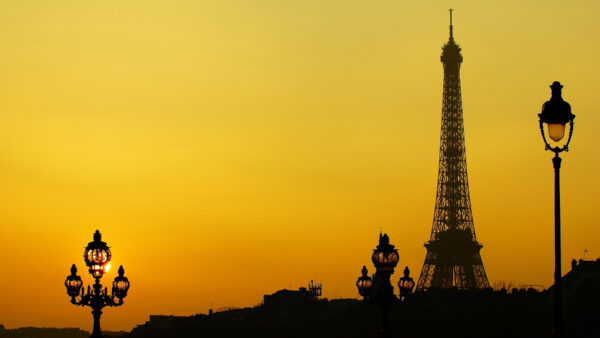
[374,270,395,338]
[553,153,563,338]
[65,230,131,338]
[537,81,575,338]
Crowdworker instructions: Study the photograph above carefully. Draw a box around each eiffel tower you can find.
[416,10,490,290]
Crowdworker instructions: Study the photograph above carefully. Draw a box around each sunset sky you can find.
[1,0,599,332]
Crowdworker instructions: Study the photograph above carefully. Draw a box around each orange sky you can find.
[1,0,599,332]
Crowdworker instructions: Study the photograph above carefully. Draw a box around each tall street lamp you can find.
[356,233,415,338]
[538,81,575,338]
[65,230,131,338]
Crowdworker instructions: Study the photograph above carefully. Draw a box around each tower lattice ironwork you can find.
[416,10,490,290]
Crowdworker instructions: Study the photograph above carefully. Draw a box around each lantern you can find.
[65,264,83,298]
[356,266,373,298]
[398,266,415,299]
[539,81,575,145]
[112,265,130,299]
[371,233,399,272]
[83,230,112,278]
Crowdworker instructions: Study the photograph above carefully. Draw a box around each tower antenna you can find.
[449,9,454,39]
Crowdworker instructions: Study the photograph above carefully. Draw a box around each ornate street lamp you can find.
[538,81,575,338]
[356,233,413,338]
[65,230,130,338]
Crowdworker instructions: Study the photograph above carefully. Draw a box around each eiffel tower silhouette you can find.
[416,10,490,290]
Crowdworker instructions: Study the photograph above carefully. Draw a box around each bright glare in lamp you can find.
[105,262,111,273]
[547,123,566,142]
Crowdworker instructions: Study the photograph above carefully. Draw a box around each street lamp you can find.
[538,81,575,338]
[65,230,130,338]
[356,233,414,338]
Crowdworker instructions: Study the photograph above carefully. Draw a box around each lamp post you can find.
[65,230,130,338]
[538,81,575,338]
[356,233,414,338]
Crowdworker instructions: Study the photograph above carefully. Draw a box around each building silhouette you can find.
[416,10,490,290]
[559,258,600,337]
[127,287,559,338]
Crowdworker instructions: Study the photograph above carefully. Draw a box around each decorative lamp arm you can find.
[102,293,124,307]
[564,119,574,152]
[71,292,92,306]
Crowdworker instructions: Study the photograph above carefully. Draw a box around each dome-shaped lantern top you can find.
[112,265,130,299]
[371,233,399,273]
[65,264,83,297]
[83,230,112,279]
[356,266,373,298]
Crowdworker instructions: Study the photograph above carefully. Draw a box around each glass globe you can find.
[371,233,399,272]
[83,230,112,278]
[547,123,566,142]
[112,265,130,299]
[356,266,373,298]
[398,266,415,298]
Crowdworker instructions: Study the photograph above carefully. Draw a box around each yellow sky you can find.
[0,0,599,332]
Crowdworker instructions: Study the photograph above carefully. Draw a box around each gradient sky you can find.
[1,0,599,332]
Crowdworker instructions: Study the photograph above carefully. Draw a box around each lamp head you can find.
[356,266,373,298]
[65,264,83,297]
[83,230,111,279]
[112,265,130,299]
[371,233,399,273]
[539,81,574,143]
[398,266,415,297]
